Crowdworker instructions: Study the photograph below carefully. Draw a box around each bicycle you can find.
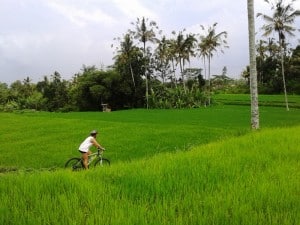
[65,149,110,170]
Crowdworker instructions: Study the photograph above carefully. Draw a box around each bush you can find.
[2,101,19,112]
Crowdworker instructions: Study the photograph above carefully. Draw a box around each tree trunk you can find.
[281,49,289,111]
[129,63,137,107]
[247,0,260,130]
[129,63,136,89]
[143,43,149,109]
[171,59,177,88]
[179,57,186,92]
[208,55,211,106]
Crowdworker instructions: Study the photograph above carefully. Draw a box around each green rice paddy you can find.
[0,95,299,225]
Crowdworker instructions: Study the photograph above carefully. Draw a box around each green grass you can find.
[0,102,300,225]
[0,105,300,169]
[214,94,300,108]
[0,126,299,225]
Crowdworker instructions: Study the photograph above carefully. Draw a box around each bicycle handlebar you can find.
[97,148,106,156]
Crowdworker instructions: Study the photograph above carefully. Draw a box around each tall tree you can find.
[130,17,159,109]
[247,0,260,130]
[256,39,268,84]
[197,37,210,81]
[173,30,197,90]
[198,23,228,105]
[113,33,145,108]
[0,83,9,106]
[36,72,69,111]
[257,0,300,111]
[285,45,300,94]
[166,34,179,87]
[154,36,171,84]
[114,33,138,89]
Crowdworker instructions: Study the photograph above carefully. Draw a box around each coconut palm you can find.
[154,36,171,84]
[257,0,300,111]
[247,0,260,130]
[173,30,197,90]
[114,34,137,89]
[256,39,268,84]
[197,38,210,81]
[198,23,228,105]
[266,38,280,57]
[166,34,179,87]
[130,17,159,109]
[112,33,146,107]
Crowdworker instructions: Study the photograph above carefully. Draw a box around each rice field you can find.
[0,97,300,225]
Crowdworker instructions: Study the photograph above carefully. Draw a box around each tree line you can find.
[0,0,299,112]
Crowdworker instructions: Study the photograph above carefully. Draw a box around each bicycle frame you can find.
[88,150,103,165]
[65,149,110,170]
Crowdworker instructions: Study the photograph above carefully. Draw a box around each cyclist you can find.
[79,130,105,169]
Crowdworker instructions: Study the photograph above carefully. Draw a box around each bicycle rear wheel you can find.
[94,158,110,167]
[64,158,83,171]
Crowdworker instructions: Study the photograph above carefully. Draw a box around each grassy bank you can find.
[0,105,300,169]
[0,126,299,225]
[214,94,300,108]
[0,102,299,225]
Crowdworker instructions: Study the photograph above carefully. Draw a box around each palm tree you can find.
[130,17,159,109]
[166,34,179,87]
[197,38,210,81]
[247,0,260,130]
[256,39,268,84]
[266,38,280,57]
[114,33,137,89]
[173,30,197,90]
[154,36,171,84]
[257,0,300,111]
[113,33,146,107]
[198,23,228,105]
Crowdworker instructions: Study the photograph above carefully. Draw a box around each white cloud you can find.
[111,0,158,20]
[45,0,117,27]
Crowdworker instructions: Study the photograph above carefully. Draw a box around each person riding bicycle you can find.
[79,130,105,169]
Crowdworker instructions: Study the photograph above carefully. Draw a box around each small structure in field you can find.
[101,104,111,112]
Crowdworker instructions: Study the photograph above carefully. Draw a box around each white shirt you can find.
[79,136,94,153]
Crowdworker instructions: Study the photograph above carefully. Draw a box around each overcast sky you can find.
[0,0,299,84]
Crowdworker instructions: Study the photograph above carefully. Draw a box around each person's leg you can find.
[82,150,92,169]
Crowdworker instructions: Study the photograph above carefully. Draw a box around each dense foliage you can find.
[242,43,300,95]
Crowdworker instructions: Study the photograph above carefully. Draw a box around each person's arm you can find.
[91,137,105,150]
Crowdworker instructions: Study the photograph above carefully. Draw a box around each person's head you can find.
[90,130,98,137]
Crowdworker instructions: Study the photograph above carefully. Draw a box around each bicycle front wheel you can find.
[64,158,82,171]
[94,158,110,167]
